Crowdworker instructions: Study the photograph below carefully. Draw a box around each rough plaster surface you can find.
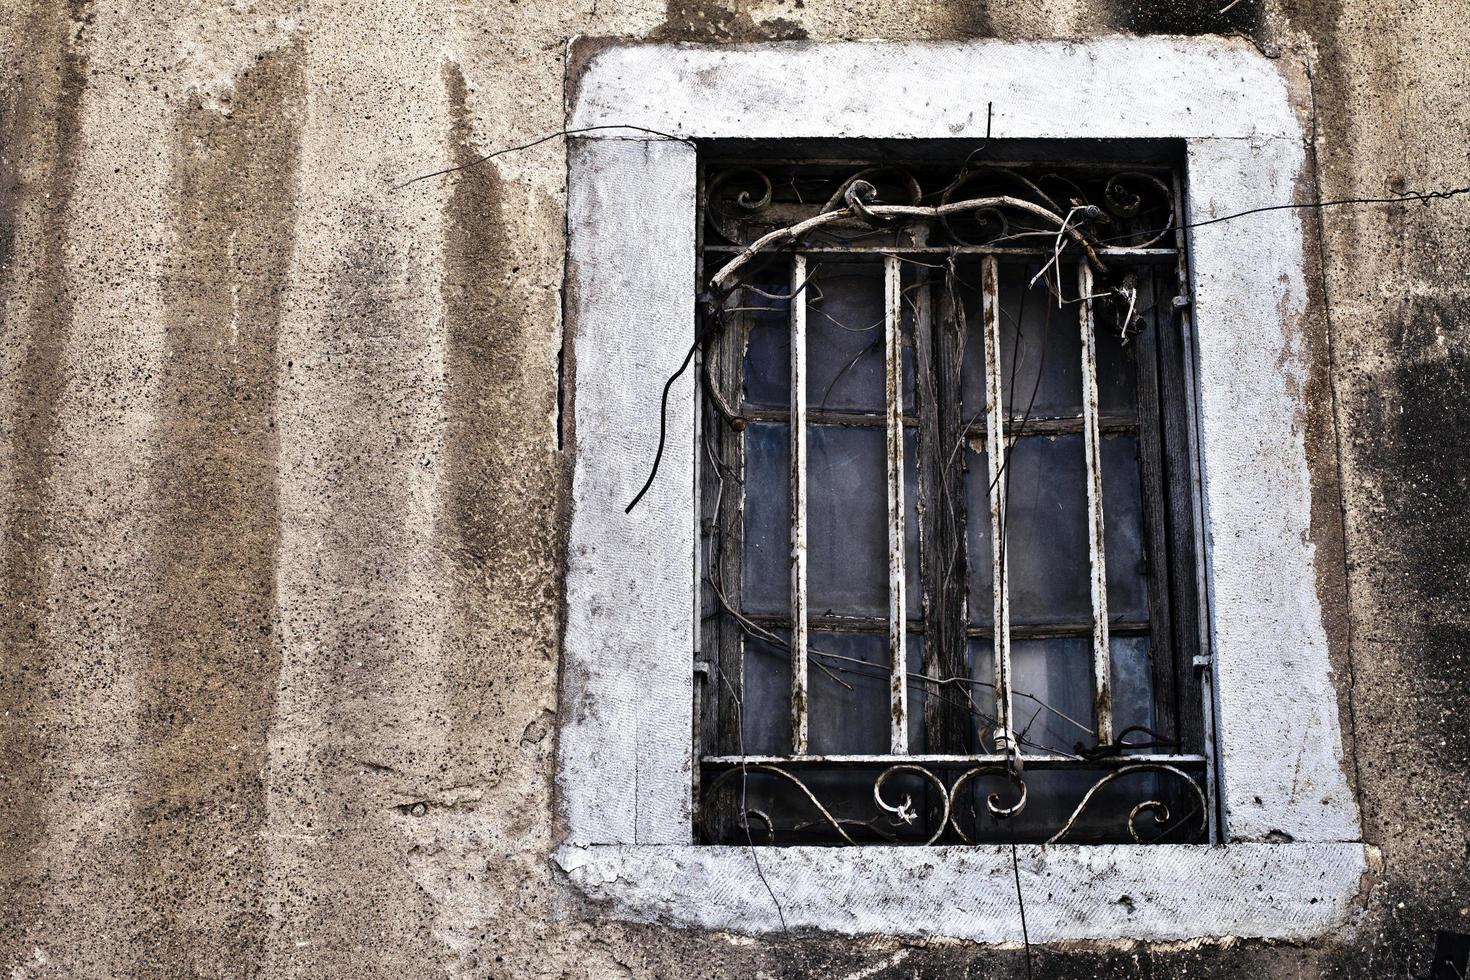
[561,135,696,847]
[0,0,1466,976]
[556,843,1371,942]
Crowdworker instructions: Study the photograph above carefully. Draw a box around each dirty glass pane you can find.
[904,428,922,621]
[1102,434,1149,622]
[806,261,886,412]
[808,631,888,755]
[960,262,1084,420]
[807,424,886,617]
[951,259,989,421]
[1110,634,1157,747]
[963,443,995,626]
[906,633,926,753]
[742,271,792,409]
[1002,434,1090,626]
[742,632,793,756]
[970,637,1094,755]
[742,421,790,617]
[1094,265,1159,416]
[1095,314,1137,416]
[998,264,1083,419]
[803,261,918,415]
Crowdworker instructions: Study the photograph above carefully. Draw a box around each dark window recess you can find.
[695,149,1213,845]
[1432,932,1470,980]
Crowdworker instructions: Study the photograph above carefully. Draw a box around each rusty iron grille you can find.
[695,154,1215,845]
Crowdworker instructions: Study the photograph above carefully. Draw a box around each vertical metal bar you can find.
[981,257,1014,755]
[789,254,810,755]
[884,255,909,754]
[1172,168,1220,842]
[1078,262,1114,744]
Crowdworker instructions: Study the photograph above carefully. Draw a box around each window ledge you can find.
[555,842,1375,943]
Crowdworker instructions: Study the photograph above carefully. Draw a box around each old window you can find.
[559,38,1366,942]
[697,151,1213,845]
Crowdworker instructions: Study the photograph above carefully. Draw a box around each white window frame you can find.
[556,37,1370,943]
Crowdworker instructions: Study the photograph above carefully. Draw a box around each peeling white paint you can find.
[560,37,1365,941]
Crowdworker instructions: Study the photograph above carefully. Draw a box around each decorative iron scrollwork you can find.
[701,760,1207,846]
[703,160,1175,253]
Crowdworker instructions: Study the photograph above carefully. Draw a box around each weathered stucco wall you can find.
[0,0,1465,977]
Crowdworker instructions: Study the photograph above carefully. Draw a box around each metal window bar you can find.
[1171,167,1223,841]
[884,255,909,754]
[790,254,811,754]
[980,257,1014,757]
[1078,262,1114,745]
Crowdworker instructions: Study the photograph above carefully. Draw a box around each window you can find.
[558,38,1367,942]
[696,153,1213,845]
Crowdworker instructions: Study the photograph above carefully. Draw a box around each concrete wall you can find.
[0,0,1465,976]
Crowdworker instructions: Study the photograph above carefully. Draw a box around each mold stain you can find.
[651,0,809,41]
[1368,295,1470,769]
[0,0,93,956]
[134,40,304,977]
[438,64,564,793]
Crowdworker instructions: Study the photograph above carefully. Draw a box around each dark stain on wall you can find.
[653,0,809,41]
[0,0,92,960]
[439,62,564,792]
[1361,293,1470,771]
[441,62,522,576]
[135,40,304,977]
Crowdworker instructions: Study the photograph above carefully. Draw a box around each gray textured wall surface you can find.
[0,0,1465,977]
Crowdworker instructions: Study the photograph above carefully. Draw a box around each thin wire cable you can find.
[1011,839,1034,980]
[625,337,700,513]
[718,667,789,932]
[394,124,695,189]
[1179,184,1470,230]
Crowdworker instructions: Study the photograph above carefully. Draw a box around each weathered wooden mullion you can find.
[1131,271,1181,743]
[1078,262,1114,745]
[968,618,1152,640]
[883,254,909,755]
[742,407,916,427]
[916,263,971,754]
[713,287,749,760]
[790,254,810,755]
[703,263,753,844]
[980,257,1015,757]
[964,415,1140,440]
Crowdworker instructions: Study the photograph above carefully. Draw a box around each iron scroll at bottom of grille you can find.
[698,758,1208,846]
